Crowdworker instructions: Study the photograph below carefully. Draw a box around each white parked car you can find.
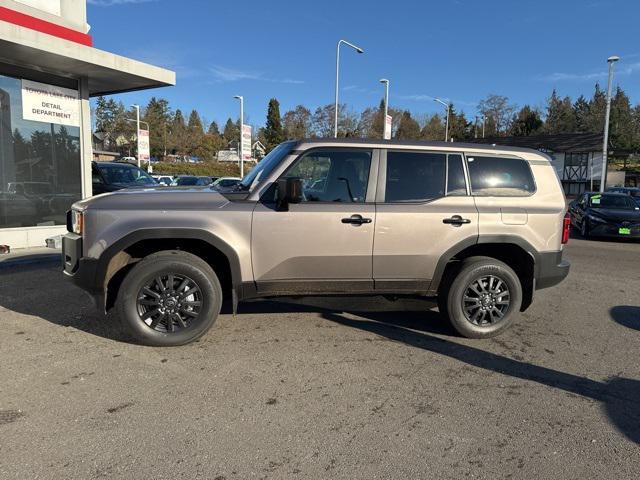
[212,177,241,189]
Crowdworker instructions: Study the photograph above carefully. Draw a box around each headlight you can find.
[587,214,606,224]
[71,210,84,235]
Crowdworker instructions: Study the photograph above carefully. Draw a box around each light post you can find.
[334,39,364,138]
[234,95,244,178]
[433,98,450,142]
[379,78,390,139]
[600,55,620,192]
[131,104,141,167]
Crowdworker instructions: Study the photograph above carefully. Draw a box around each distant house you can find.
[471,133,618,196]
[252,140,266,160]
[92,132,119,162]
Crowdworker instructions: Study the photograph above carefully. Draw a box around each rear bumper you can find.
[535,250,570,290]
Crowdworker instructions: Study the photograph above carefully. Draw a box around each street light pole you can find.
[600,55,620,192]
[379,78,389,139]
[433,98,450,142]
[234,95,244,178]
[334,39,364,138]
[132,104,140,168]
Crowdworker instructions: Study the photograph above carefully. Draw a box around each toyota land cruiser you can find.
[62,139,570,346]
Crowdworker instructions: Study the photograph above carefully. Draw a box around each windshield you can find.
[239,141,296,190]
[98,164,157,186]
[589,194,637,209]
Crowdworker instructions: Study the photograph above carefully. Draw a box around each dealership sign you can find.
[138,129,150,162]
[21,79,80,127]
[241,124,252,160]
[384,114,392,140]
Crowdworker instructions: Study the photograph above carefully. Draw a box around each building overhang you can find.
[0,19,175,96]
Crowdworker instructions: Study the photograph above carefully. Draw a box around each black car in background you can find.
[607,186,640,206]
[92,162,158,195]
[569,192,640,239]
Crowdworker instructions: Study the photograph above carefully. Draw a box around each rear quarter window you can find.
[467,156,535,197]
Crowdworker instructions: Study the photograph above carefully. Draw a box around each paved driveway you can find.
[0,239,639,479]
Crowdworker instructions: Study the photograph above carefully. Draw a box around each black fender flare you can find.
[95,228,243,293]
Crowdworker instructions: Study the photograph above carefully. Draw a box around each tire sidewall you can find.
[118,255,222,346]
[446,260,522,339]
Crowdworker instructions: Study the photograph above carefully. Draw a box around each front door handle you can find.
[342,214,372,225]
[443,215,471,226]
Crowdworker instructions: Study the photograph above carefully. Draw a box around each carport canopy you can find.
[0,20,175,95]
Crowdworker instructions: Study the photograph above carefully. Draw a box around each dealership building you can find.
[0,0,175,248]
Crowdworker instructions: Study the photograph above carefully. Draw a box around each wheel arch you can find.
[98,229,242,312]
[431,235,538,311]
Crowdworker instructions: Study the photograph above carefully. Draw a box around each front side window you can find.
[467,156,535,196]
[284,149,372,203]
[385,151,446,203]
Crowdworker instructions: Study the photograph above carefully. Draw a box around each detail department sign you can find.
[21,80,80,127]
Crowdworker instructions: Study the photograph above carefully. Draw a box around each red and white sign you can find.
[241,124,252,160]
[384,114,393,140]
[138,129,150,162]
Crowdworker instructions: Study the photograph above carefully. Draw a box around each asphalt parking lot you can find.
[1,238,639,479]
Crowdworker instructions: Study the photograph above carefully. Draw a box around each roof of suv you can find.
[292,138,551,159]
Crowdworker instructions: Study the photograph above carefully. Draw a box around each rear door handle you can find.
[342,214,372,225]
[443,215,471,226]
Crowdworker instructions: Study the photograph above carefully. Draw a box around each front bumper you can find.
[62,233,101,296]
[535,250,570,290]
[589,222,640,238]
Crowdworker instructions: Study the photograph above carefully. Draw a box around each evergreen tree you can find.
[222,118,240,144]
[187,110,204,135]
[610,86,634,150]
[208,121,220,136]
[169,109,187,155]
[509,105,543,136]
[263,98,285,150]
[447,106,471,141]
[544,90,576,134]
[143,97,171,157]
[587,84,606,133]
[395,111,421,140]
[572,95,590,133]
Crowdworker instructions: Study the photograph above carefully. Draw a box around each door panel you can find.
[373,197,478,288]
[251,148,378,294]
[252,203,376,285]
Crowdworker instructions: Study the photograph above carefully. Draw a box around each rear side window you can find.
[385,151,446,202]
[467,156,535,196]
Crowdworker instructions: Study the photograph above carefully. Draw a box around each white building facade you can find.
[0,0,175,248]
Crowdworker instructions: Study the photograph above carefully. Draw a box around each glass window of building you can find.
[0,73,81,229]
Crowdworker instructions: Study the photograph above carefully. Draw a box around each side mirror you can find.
[276,177,303,211]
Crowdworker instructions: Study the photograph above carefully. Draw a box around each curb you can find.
[0,253,61,270]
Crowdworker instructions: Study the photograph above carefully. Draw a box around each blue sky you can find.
[87,0,640,128]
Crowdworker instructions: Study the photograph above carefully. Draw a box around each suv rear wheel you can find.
[116,250,222,346]
[440,257,522,339]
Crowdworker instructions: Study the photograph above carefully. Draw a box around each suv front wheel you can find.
[440,257,522,339]
[116,250,222,346]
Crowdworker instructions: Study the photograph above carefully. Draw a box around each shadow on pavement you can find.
[609,306,640,331]
[318,313,640,445]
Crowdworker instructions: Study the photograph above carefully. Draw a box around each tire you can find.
[115,250,223,346]
[441,257,522,339]
[580,219,590,239]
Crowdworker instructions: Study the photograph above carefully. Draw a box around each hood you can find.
[587,207,640,224]
[74,186,229,211]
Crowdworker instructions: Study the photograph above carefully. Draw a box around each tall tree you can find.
[509,105,543,136]
[142,97,171,157]
[478,94,516,135]
[610,86,634,150]
[283,105,312,139]
[573,95,591,133]
[587,84,607,133]
[544,90,576,134]
[222,117,240,144]
[421,114,445,141]
[447,106,471,141]
[208,121,221,136]
[169,109,187,155]
[263,98,285,151]
[395,111,421,140]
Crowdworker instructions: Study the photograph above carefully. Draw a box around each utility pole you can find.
[334,39,364,138]
[132,104,141,168]
[380,78,390,139]
[234,95,244,178]
[600,55,620,192]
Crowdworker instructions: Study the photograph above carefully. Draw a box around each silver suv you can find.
[62,139,570,346]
